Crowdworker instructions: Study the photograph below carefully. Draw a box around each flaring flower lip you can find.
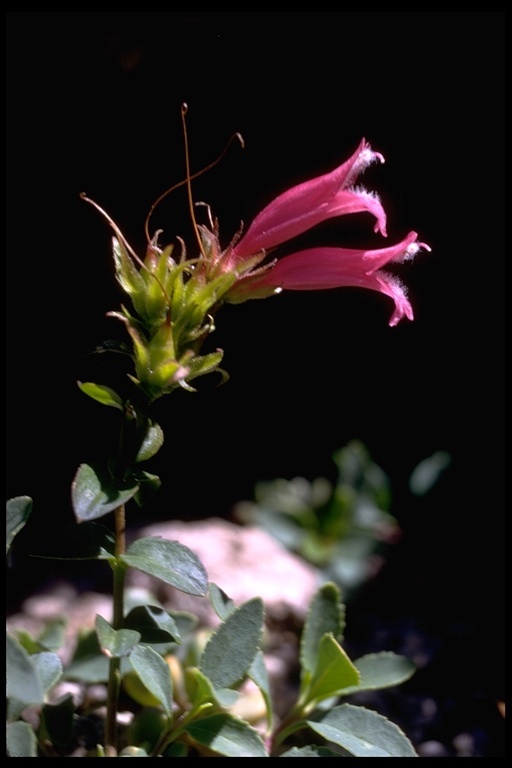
[222,139,429,326]
[229,232,431,327]
[232,138,387,260]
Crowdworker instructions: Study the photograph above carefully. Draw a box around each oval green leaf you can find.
[6,721,38,757]
[31,652,63,695]
[135,421,164,463]
[121,537,208,596]
[301,582,345,677]
[305,633,360,705]
[6,633,44,705]
[77,381,124,409]
[341,651,416,695]
[184,713,267,757]
[200,597,264,690]
[130,644,173,717]
[72,463,139,523]
[307,703,418,757]
[95,615,141,658]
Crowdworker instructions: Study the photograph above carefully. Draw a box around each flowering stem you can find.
[104,506,128,756]
[104,403,132,755]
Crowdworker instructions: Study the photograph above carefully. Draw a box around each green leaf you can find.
[112,236,146,311]
[301,582,345,678]
[304,633,360,706]
[130,644,173,717]
[185,665,240,710]
[307,703,418,757]
[31,651,63,695]
[184,713,268,757]
[6,633,44,705]
[339,652,416,695]
[121,537,208,596]
[11,628,46,655]
[95,615,141,658]
[72,463,139,523]
[6,495,32,555]
[200,598,264,690]
[208,582,236,621]
[135,420,164,462]
[77,381,124,409]
[37,618,67,651]
[31,521,115,560]
[123,605,182,644]
[6,721,38,757]
[185,666,218,709]
[248,650,273,732]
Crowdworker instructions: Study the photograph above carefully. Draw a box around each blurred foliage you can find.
[234,440,450,600]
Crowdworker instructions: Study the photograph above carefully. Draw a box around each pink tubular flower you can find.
[222,139,430,326]
[232,138,387,261]
[233,231,429,327]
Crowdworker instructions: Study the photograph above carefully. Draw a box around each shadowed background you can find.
[6,12,505,755]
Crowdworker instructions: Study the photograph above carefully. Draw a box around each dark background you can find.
[6,12,505,755]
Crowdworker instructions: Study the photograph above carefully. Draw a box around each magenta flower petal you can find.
[233,139,387,259]
[230,232,429,326]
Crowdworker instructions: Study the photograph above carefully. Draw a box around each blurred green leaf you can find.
[6,633,44,705]
[409,451,451,495]
[6,721,38,757]
[6,495,32,555]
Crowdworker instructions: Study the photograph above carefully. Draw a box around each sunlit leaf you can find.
[200,598,264,690]
[77,381,124,409]
[184,713,267,757]
[301,582,345,678]
[121,537,208,596]
[307,703,418,757]
[304,633,360,705]
[130,644,173,717]
[339,652,416,695]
